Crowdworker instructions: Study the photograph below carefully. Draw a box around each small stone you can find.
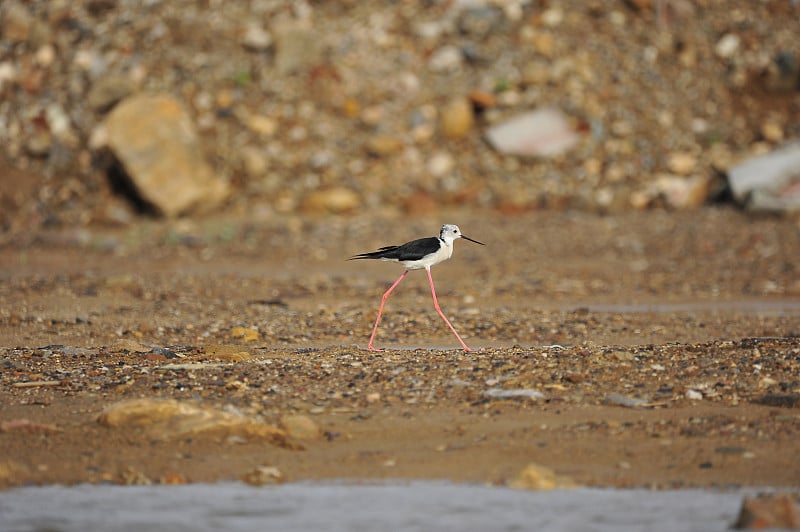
[0,460,29,485]
[733,495,800,530]
[240,145,268,178]
[427,151,455,177]
[0,61,16,90]
[230,326,259,342]
[440,97,474,139]
[204,344,252,360]
[279,414,321,440]
[541,7,564,26]
[88,75,137,112]
[302,187,361,213]
[715,33,740,59]
[605,393,649,408]
[686,389,703,400]
[0,419,62,433]
[241,24,273,51]
[25,132,51,157]
[45,103,71,139]
[365,135,404,156]
[34,44,56,68]
[761,121,784,143]
[121,466,152,486]
[752,393,800,408]
[274,23,321,75]
[160,472,188,485]
[360,105,384,126]
[428,45,463,73]
[468,90,496,110]
[245,114,278,137]
[458,6,503,37]
[484,388,545,400]
[1,1,33,43]
[658,175,711,209]
[521,60,552,85]
[241,465,284,486]
[113,339,152,353]
[666,152,697,175]
[532,32,555,57]
[509,463,577,490]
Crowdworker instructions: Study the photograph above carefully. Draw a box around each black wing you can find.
[350,236,441,261]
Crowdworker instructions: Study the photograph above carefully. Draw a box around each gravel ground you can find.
[1,206,799,489]
[1,0,799,231]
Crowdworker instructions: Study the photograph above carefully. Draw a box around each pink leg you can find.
[426,267,472,352]
[367,270,409,351]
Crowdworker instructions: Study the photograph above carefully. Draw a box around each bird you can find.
[350,224,484,352]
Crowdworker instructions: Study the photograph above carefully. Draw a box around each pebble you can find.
[273,23,321,75]
[240,145,269,178]
[428,45,463,73]
[439,97,474,139]
[365,135,405,156]
[484,388,545,400]
[509,463,577,490]
[605,393,650,408]
[241,465,284,486]
[686,389,703,400]
[733,495,800,530]
[230,326,259,342]
[302,187,361,213]
[244,115,278,137]
[666,152,697,176]
[715,33,741,59]
[241,24,272,51]
[427,151,455,178]
[279,415,321,440]
[1,1,33,43]
[88,75,137,111]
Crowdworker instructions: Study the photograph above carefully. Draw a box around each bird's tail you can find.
[348,246,400,260]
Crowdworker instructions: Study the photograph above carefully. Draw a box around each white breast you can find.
[400,241,453,270]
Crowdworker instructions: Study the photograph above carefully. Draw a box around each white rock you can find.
[485,108,579,157]
[485,388,545,400]
[242,24,272,51]
[428,45,463,72]
[686,389,703,400]
[427,151,455,177]
[727,142,800,212]
[0,62,17,90]
[715,33,740,59]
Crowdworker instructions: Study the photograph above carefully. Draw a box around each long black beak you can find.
[462,235,485,246]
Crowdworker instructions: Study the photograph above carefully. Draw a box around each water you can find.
[0,481,755,532]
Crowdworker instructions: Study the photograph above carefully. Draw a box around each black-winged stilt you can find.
[350,224,484,352]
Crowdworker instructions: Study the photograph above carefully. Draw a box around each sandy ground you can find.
[1,207,799,489]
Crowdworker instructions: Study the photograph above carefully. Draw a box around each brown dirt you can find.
[1,201,799,490]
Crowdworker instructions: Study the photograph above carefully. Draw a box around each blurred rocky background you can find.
[0,0,799,240]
